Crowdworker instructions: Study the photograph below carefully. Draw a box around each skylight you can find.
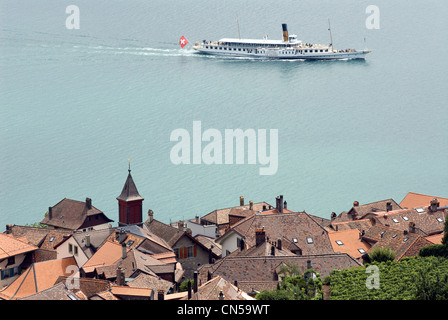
[358,248,366,254]
[392,218,399,223]
[335,240,344,246]
[392,234,397,238]
[416,208,425,213]
[402,216,409,221]
[437,217,443,223]
[306,237,314,244]
[403,238,409,242]
[292,238,298,243]
[49,236,55,242]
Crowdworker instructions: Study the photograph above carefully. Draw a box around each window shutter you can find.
[194,245,197,257]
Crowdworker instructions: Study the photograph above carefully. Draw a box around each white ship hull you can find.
[192,23,371,61]
[193,46,370,60]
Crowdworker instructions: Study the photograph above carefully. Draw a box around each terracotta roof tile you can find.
[400,192,448,209]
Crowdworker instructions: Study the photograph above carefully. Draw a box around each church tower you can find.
[117,161,144,227]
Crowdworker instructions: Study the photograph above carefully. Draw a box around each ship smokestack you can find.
[282,24,289,42]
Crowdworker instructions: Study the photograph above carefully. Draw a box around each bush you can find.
[369,246,396,262]
[419,244,448,258]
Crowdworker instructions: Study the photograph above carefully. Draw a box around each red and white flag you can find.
[179,36,189,48]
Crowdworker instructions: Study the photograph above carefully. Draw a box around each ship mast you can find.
[236,14,241,40]
[328,19,334,52]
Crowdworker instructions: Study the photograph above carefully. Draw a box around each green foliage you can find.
[330,256,448,300]
[179,279,194,292]
[369,246,396,262]
[419,244,448,258]
[256,267,323,300]
[442,213,448,246]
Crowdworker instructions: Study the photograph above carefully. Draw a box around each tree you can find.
[442,212,448,246]
[369,246,396,262]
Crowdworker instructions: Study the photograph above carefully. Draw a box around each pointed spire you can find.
[117,161,144,202]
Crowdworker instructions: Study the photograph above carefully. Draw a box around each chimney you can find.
[187,280,192,299]
[430,198,439,212]
[359,230,365,239]
[353,201,359,207]
[409,221,416,233]
[240,196,244,206]
[86,197,92,209]
[148,209,154,222]
[208,247,214,264]
[249,201,253,211]
[218,291,225,300]
[121,242,127,259]
[271,244,275,256]
[157,290,164,301]
[386,202,392,212]
[193,271,198,293]
[284,201,287,210]
[5,224,12,234]
[48,207,53,220]
[85,234,91,247]
[275,196,280,210]
[277,238,282,250]
[307,260,312,270]
[255,227,266,246]
[282,23,289,42]
[116,267,125,286]
[234,280,238,288]
[331,212,337,220]
[279,195,284,213]
[195,215,200,224]
[239,238,245,251]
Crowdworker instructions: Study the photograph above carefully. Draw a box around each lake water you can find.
[1,0,447,228]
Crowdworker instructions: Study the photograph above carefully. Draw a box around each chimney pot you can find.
[386,202,392,212]
[86,197,92,209]
[148,209,154,222]
[193,271,198,293]
[353,201,359,207]
[284,201,287,210]
[240,196,244,206]
[255,227,266,247]
[187,280,192,299]
[430,198,439,212]
[249,200,253,210]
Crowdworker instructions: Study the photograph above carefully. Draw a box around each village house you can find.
[0,257,77,300]
[40,197,113,231]
[216,210,334,257]
[0,232,38,289]
[144,213,221,279]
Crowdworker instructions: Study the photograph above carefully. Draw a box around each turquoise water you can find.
[1,0,447,227]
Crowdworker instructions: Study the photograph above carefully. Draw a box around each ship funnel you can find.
[282,24,289,42]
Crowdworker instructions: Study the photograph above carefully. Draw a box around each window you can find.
[402,216,409,221]
[49,236,55,242]
[358,248,366,254]
[174,248,179,258]
[403,238,409,242]
[187,246,194,257]
[292,238,298,243]
[69,243,73,254]
[306,237,314,244]
[74,245,78,256]
[335,240,344,246]
[392,234,397,238]
[126,240,134,247]
[392,218,399,223]
[437,217,443,223]
[416,208,425,213]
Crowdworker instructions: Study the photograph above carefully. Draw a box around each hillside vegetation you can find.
[329,256,448,300]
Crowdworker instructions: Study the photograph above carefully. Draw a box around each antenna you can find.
[328,19,334,52]
[236,14,241,40]
[128,158,131,173]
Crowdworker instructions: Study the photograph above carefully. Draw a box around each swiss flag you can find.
[179,36,189,48]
